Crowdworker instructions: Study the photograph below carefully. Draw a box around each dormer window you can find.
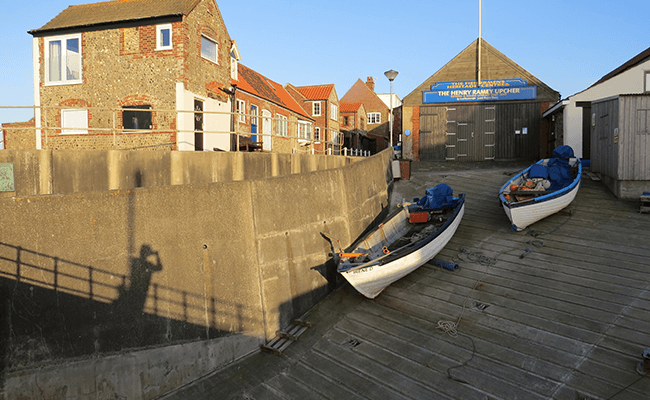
[156,24,173,50]
[230,55,238,80]
[45,34,82,85]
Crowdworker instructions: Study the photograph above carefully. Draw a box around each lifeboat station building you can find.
[402,39,560,162]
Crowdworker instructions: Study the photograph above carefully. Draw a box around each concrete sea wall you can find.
[0,149,393,399]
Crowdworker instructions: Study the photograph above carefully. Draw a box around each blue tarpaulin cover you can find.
[413,183,455,210]
[528,164,549,179]
[546,145,575,190]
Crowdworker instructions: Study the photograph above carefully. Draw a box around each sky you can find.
[1,0,649,125]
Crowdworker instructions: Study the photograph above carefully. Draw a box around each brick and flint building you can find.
[28,0,237,151]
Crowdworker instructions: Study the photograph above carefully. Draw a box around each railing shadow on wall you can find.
[0,241,260,373]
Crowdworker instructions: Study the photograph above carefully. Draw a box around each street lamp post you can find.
[384,69,398,150]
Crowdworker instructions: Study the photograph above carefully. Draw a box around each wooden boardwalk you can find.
[160,162,650,400]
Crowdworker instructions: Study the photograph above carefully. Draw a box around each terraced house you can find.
[231,64,314,153]
[29,0,237,151]
[285,83,341,154]
[340,77,393,153]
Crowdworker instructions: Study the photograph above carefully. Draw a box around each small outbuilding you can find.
[402,39,559,162]
[590,94,650,198]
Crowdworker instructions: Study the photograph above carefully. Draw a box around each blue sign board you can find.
[430,78,528,91]
[423,79,537,103]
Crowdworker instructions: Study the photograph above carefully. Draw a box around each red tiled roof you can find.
[294,84,334,101]
[340,78,388,112]
[30,0,201,34]
[340,101,363,112]
[234,64,311,120]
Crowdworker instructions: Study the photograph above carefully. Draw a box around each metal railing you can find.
[0,105,371,156]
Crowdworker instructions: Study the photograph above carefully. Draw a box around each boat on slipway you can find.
[333,184,465,299]
[499,145,582,232]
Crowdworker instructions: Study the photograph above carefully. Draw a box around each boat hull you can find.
[340,202,465,299]
[501,181,580,231]
[499,158,582,231]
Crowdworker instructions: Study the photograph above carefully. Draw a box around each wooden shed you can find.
[590,94,650,198]
[402,39,559,162]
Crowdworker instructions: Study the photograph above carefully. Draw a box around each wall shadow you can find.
[0,242,258,374]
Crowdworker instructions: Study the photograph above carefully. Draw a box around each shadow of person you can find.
[114,244,162,318]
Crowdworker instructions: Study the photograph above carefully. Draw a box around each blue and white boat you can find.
[499,145,582,232]
[337,184,465,298]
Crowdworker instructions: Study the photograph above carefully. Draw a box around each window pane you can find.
[201,36,217,62]
[161,29,170,47]
[66,38,80,80]
[61,109,88,134]
[123,105,152,130]
[48,40,62,82]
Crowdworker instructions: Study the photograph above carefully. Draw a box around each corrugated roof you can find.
[235,64,311,120]
[30,0,201,34]
[294,84,334,101]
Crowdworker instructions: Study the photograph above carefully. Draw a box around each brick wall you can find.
[1,118,36,149]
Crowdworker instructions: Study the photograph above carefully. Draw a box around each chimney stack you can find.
[365,77,375,92]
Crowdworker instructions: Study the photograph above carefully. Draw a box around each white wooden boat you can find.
[336,186,465,299]
[499,146,582,232]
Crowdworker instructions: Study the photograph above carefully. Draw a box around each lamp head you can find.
[384,69,399,81]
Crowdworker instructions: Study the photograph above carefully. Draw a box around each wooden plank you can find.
[263,373,329,400]
[298,351,412,400]
[285,361,368,400]
[332,314,562,397]
[239,383,286,400]
[313,335,461,400]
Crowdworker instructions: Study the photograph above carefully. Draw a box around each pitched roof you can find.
[30,0,201,34]
[340,79,388,112]
[293,84,334,101]
[403,39,559,106]
[590,46,650,88]
[234,64,311,120]
[340,101,363,112]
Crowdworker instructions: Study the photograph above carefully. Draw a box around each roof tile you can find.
[235,64,311,120]
[294,84,334,101]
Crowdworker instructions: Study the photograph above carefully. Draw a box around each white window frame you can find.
[298,121,311,141]
[201,35,218,64]
[61,109,88,135]
[236,99,246,123]
[330,103,338,121]
[277,114,287,137]
[645,71,650,93]
[230,54,238,80]
[45,33,82,85]
[314,127,321,142]
[312,102,321,116]
[368,112,381,124]
[156,24,173,51]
